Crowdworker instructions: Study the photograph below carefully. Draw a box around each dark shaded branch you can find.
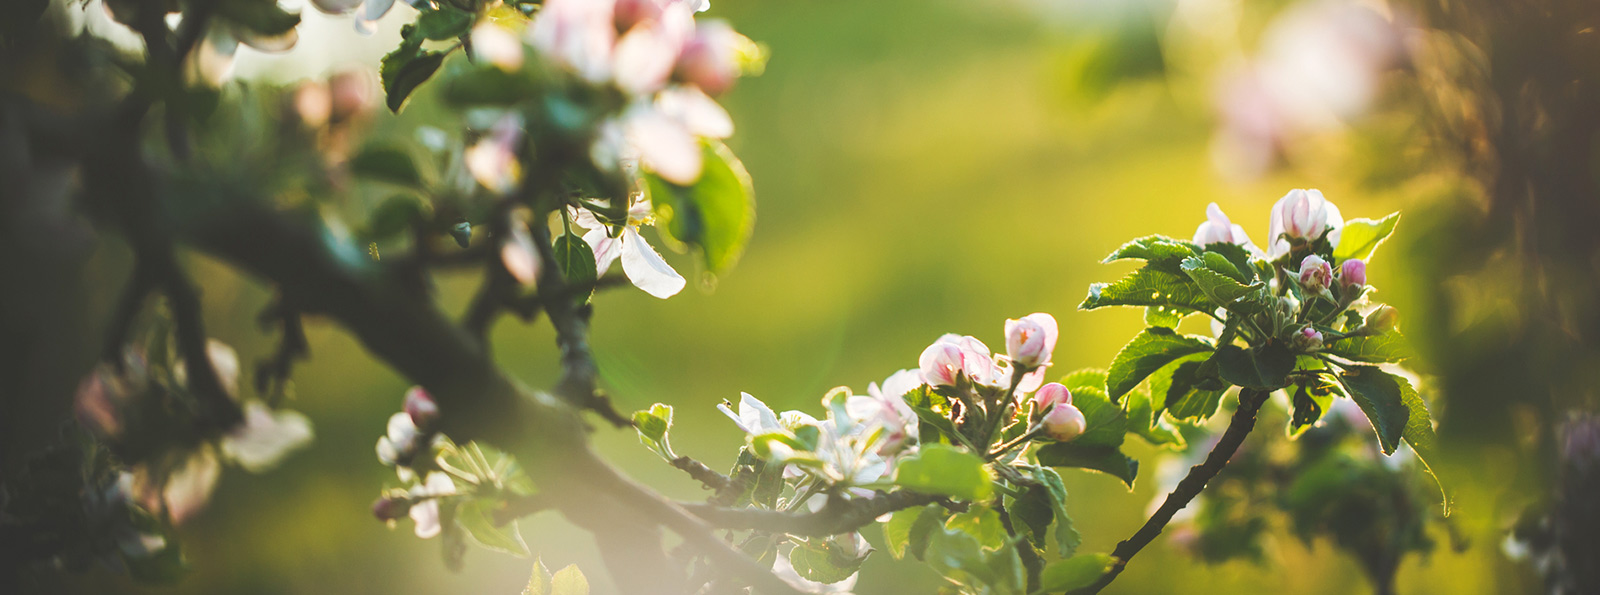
[672,456,732,491]
[1067,388,1271,595]
[254,299,308,398]
[680,490,940,538]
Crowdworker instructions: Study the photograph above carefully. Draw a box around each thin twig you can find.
[671,456,732,491]
[1067,388,1270,595]
[678,490,940,538]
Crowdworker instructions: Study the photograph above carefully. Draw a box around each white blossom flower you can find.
[221,401,314,472]
[464,113,524,196]
[718,391,784,435]
[1191,202,1262,255]
[571,201,686,298]
[470,23,526,72]
[408,472,456,539]
[1004,312,1058,371]
[846,369,921,455]
[1267,188,1343,258]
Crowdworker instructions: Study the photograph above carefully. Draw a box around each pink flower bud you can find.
[919,342,965,387]
[675,20,746,96]
[1365,305,1399,333]
[1267,189,1344,258]
[613,0,661,32]
[1005,313,1058,370]
[1296,255,1334,294]
[372,496,412,521]
[1031,382,1073,411]
[1293,327,1324,351]
[1339,259,1366,288]
[404,386,439,431]
[1041,404,1087,442]
[1192,202,1257,250]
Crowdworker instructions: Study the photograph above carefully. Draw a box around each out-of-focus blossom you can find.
[593,87,733,184]
[1209,3,1406,179]
[1339,258,1366,289]
[221,401,314,472]
[1365,304,1399,333]
[408,472,455,539]
[501,217,542,287]
[465,113,525,195]
[1192,202,1261,255]
[1005,312,1058,371]
[1267,188,1343,258]
[529,0,618,83]
[845,370,921,455]
[612,1,695,94]
[377,411,424,467]
[372,495,412,520]
[675,19,754,96]
[471,23,526,72]
[139,448,222,525]
[571,201,686,298]
[1295,254,1334,294]
[1031,382,1072,411]
[1293,327,1324,351]
[1041,403,1087,442]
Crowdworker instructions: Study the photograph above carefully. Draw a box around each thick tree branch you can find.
[1067,388,1271,595]
[679,490,941,538]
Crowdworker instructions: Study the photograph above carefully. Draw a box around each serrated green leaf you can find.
[1009,485,1054,550]
[1058,368,1107,393]
[1066,385,1127,448]
[457,499,530,558]
[1325,332,1411,363]
[1030,466,1081,557]
[1198,241,1258,283]
[1105,327,1212,402]
[381,32,447,113]
[522,558,553,595]
[1337,366,1410,454]
[1144,305,1184,327]
[1038,554,1117,593]
[788,535,869,584]
[893,444,993,501]
[1213,344,1296,390]
[1161,358,1226,422]
[1288,382,1333,437]
[1101,235,1198,269]
[550,564,589,595]
[884,505,926,560]
[349,145,423,187]
[1081,267,1212,315]
[946,507,1007,551]
[1181,255,1265,309]
[645,142,755,274]
[1035,442,1138,488]
[552,234,598,287]
[1332,212,1400,262]
[631,403,673,459]
[1125,388,1186,448]
[417,7,475,41]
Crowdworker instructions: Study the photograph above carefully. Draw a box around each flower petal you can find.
[620,227,686,298]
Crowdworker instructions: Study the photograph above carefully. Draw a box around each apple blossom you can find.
[464,113,525,196]
[1031,382,1073,411]
[501,218,542,287]
[470,24,526,72]
[1041,403,1087,442]
[1293,327,1324,351]
[408,472,456,539]
[717,391,784,435]
[1340,258,1367,289]
[1191,202,1260,254]
[675,19,755,96]
[571,201,686,298]
[1267,189,1344,258]
[918,341,965,387]
[611,1,695,95]
[529,0,618,84]
[1296,254,1334,294]
[220,401,314,472]
[1005,312,1058,371]
[846,369,921,455]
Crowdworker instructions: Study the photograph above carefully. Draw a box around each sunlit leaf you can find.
[1332,212,1400,262]
[645,142,756,274]
[1038,554,1117,593]
[1105,327,1212,402]
[1035,442,1138,488]
[892,444,993,501]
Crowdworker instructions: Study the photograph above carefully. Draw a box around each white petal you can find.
[583,227,622,274]
[620,227,685,298]
[411,500,442,538]
[659,86,734,139]
[222,402,314,472]
[627,109,703,185]
[364,0,396,22]
[738,392,782,435]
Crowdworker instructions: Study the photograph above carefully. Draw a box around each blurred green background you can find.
[47,0,1541,592]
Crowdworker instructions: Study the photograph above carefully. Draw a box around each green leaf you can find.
[1067,385,1127,448]
[1181,255,1265,309]
[893,444,994,501]
[1031,466,1081,557]
[645,142,756,274]
[1213,344,1296,390]
[1081,267,1213,316]
[1038,554,1117,593]
[417,7,475,41]
[216,0,301,36]
[1325,332,1411,363]
[924,526,1025,595]
[1124,388,1185,448]
[631,403,673,459]
[1105,327,1213,402]
[551,564,589,595]
[1288,381,1334,437]
[1198,241,1258,283]
[1101,235,1198,269]
[946,507,1007,551]
[349,145,423,187]
[522,558,553,595]
[906,503,947,562]
[1035,442,1138,488]
[1332,212,1400,262]
[1009,485,1054,550]
[1337,366,1410,454]
[884,505,927,560]
[1144,305,1184,327]
[457,498,531,557]
[1058,368,1107,393]
[362,194,430,241]
[788,535,869,584]
[381,29,447,113]
[1160,358,1226,422]
[552,234,598,287]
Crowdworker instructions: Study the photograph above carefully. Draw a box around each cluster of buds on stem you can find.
[1031,383,1086,442]
[376,387,441,468]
